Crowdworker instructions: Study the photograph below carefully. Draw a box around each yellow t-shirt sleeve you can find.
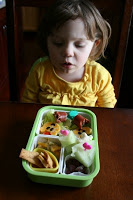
[95,66,117,108]
[21,66,40,103]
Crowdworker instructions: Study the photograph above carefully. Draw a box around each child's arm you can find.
[21,67,40,103]
[95,68,117,108]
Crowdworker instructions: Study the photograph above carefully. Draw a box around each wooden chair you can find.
[113,0,133,100]
[5,0,133,104]
[6,0,55,101]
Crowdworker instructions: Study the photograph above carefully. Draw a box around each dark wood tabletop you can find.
[0,102,132,200]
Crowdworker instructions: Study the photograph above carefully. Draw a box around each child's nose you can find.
[62,44,74,57]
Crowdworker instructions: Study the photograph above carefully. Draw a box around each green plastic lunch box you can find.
[22,105,100,187]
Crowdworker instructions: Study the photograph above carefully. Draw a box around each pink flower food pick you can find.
[83,142,92,151]
[60,130,69,136]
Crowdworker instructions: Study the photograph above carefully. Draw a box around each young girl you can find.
[22,0,117,108]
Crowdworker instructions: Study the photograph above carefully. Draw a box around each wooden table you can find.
[0,102,132,200]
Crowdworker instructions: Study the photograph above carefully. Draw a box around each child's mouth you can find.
[64,62,71,65]
[62,62,73,68]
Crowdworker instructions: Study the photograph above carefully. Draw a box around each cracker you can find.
[38,152,49,168]
[19,148,43,168]
[38,151,54,168]
[45,151,54,168]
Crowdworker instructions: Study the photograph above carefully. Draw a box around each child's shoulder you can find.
[30,57,52,73]
[86,59,110,75]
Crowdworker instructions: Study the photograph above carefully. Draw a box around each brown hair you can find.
[38,0,111,60]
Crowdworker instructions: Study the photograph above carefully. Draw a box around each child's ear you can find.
[95,39,100,46]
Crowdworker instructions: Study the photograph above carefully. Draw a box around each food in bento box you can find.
[19,148,43,168]
[40,109,92,138]
[38,109,95,174]
[54,111,67,123]
[67,110,78,120]
[40,122,61,135]
[59,129,95,170]
[65,157,88,174]
[19,148,57,169]
[38,150,54,168]
[71,140,96,167]
[37,139,61,160]
[59,130,77,147]
[73,114,90,129]
[73,127,92,138]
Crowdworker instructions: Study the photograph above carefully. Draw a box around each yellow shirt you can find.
[22,58,117,108]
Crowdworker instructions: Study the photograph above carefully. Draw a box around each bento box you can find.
[21,105,100,187]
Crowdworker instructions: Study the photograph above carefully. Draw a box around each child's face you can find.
[47,18,94,76]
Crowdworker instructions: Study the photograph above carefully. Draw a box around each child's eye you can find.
[75,43,86,48]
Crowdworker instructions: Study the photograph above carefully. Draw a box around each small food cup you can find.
[30,148,59,173]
